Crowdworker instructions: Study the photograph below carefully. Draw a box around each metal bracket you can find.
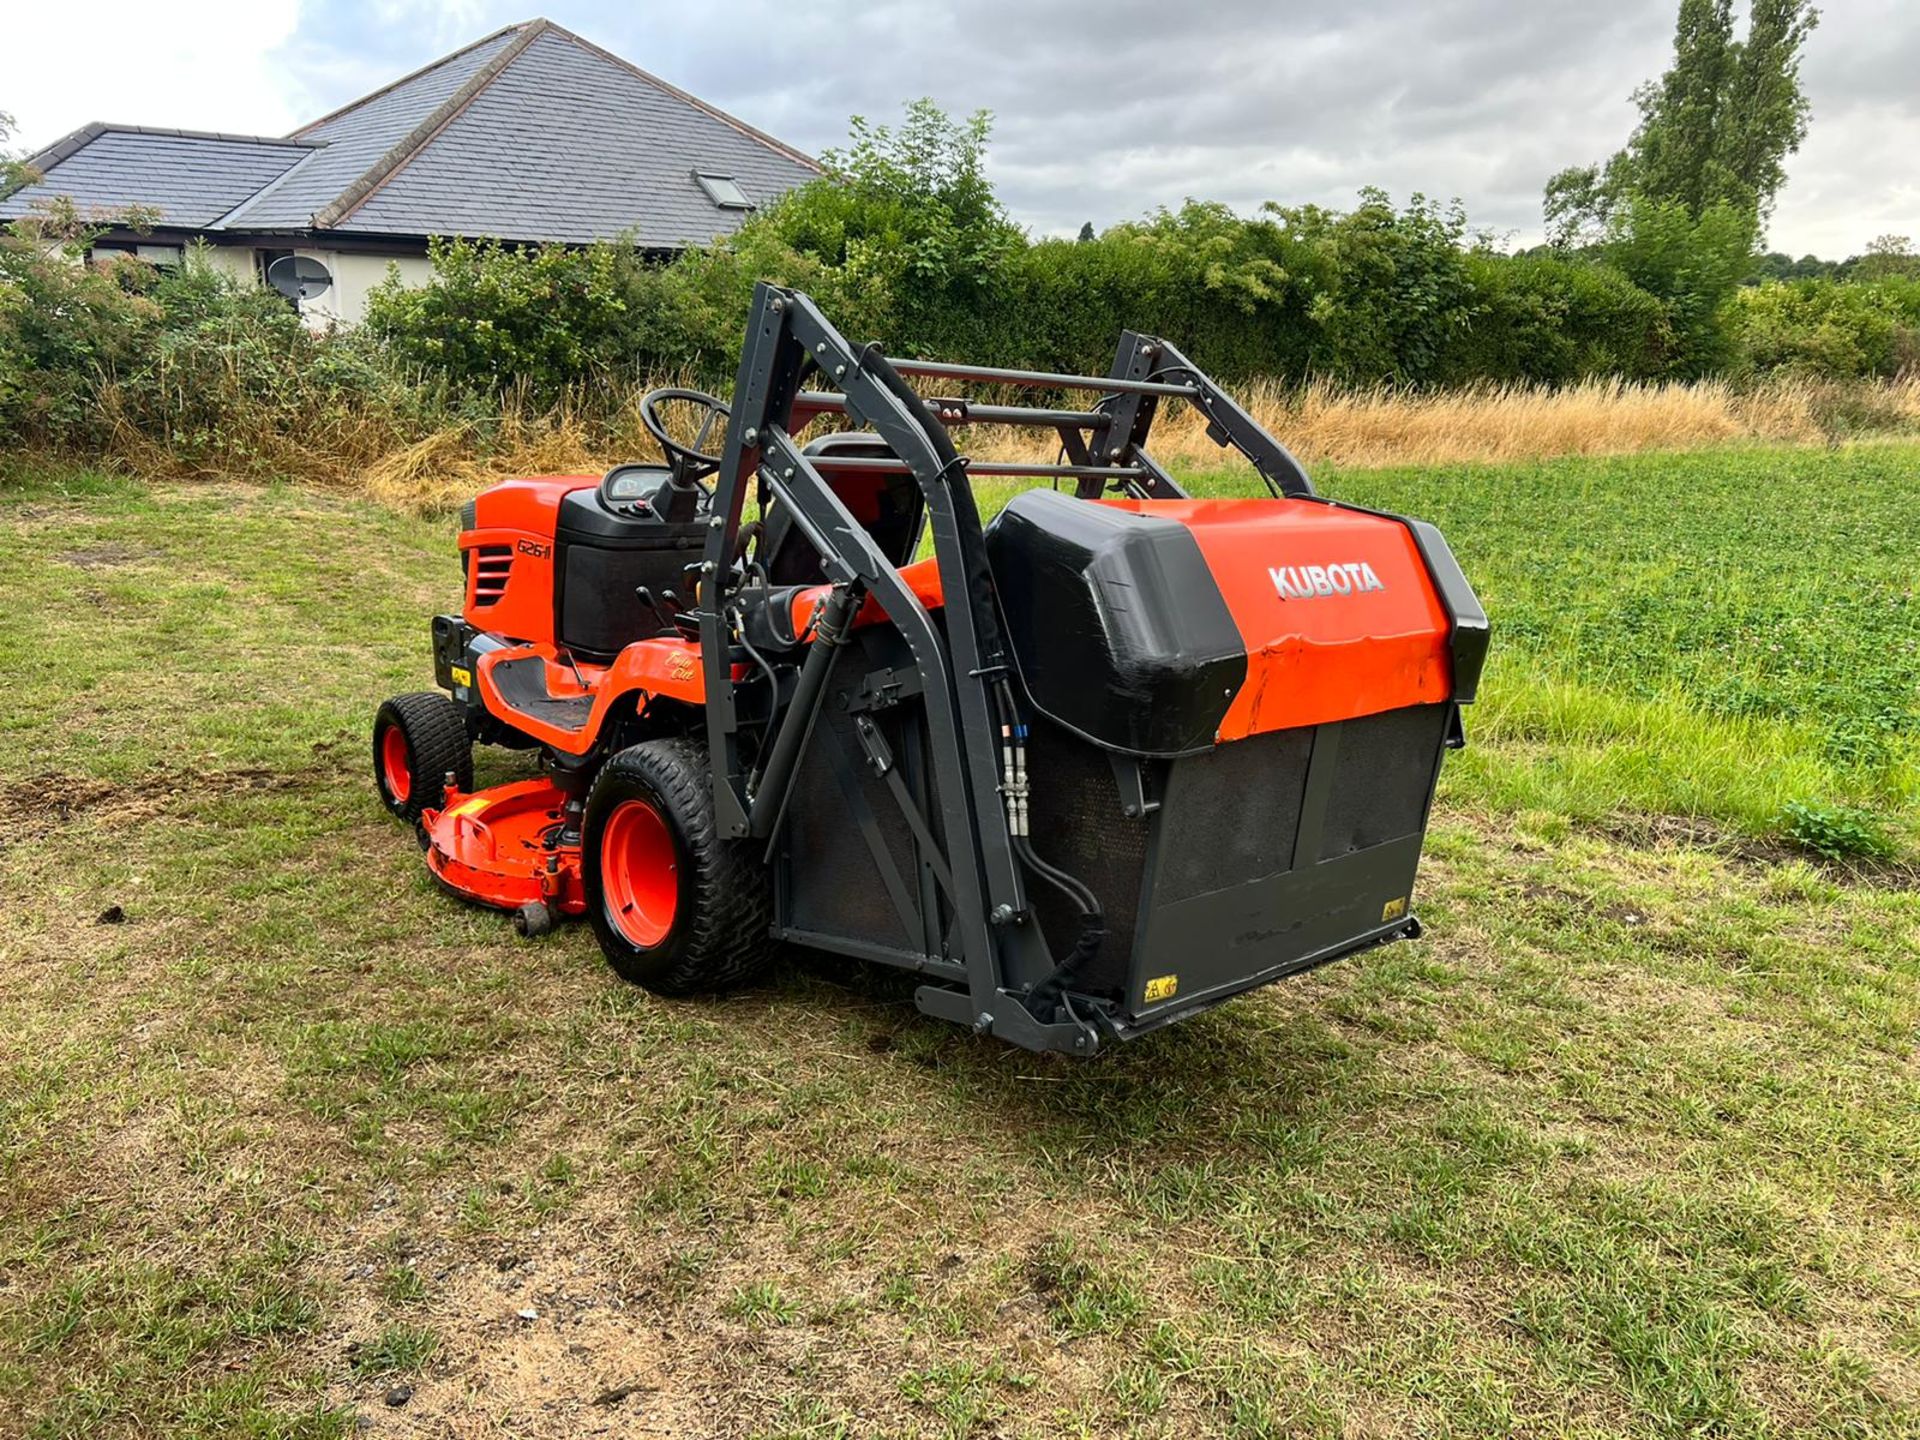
[1108,754,1160,818]
[854,714,956,901]
[847,665,923,714]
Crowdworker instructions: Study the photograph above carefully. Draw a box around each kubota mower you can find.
[373,284,1487,1053]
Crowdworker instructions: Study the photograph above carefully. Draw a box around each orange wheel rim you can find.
[380,725,412,803]
[601,799,677,947]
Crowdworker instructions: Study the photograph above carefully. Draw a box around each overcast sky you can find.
[3,0,1914,258]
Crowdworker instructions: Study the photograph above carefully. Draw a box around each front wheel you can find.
[373,692,472,823]
[582,738,773,996]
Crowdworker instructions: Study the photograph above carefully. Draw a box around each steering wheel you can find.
[641,386,730,484]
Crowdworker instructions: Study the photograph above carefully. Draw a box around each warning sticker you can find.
[451,665,472,688]
[1143,974,1179,1004]
[1381,896,1409,922]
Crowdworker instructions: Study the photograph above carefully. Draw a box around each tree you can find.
[1,110,37,195]
[1545,0,1818,245]
[752,100,1024,354]
[1076,221,1095,243]
[1854,234,1920,281]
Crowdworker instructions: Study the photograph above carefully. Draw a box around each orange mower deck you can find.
[422,778,587,927]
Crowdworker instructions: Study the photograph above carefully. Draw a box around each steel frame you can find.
[692,283,1332,1050]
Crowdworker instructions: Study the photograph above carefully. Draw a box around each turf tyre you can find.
[374,692,472,824]
[583,738,774,996]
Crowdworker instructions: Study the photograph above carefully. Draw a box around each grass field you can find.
[0,443,1916,1438]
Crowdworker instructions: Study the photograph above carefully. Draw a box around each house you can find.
[0,18,821,325]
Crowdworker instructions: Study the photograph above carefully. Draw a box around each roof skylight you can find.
[694,172,752,209]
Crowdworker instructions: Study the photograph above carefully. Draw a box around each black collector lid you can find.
[985,489,1247,757]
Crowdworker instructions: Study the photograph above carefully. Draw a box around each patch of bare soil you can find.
[1596,811,1918,891]
[0,743,357,851]
[57,541,156,570]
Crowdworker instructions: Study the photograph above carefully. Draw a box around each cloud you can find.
[5,0,1914,258]
[3,0,302,144]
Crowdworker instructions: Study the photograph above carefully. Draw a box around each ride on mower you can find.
[373,283,1487,1054]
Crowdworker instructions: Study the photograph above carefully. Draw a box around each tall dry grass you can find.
[98,373,1920,512]
[966,374,1920,471]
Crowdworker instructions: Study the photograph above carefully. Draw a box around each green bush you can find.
[0,233,423,468]
[1599,196,1757,378]
[0,229,159,445]
[1731,277,1920,377]
[1449,250,1671,382]
[362,236,684,402]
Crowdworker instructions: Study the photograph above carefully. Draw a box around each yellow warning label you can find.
[1144,974,1179,1003]
[451,665,472,688]
[1381,895,1409,922]
[447,796,491,820]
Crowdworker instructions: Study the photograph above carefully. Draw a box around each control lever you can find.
[633,585,678,635]
[656,587,702,640]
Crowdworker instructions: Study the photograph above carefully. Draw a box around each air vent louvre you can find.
[471,545,513,605]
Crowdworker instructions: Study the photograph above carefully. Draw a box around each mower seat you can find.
[756,434,924,585]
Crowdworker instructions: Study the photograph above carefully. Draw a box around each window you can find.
[693,172,752,209]
[90,242,182,268]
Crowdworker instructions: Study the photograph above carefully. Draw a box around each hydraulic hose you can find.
[992,678,1104,1010]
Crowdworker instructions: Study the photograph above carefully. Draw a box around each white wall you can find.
[198,243,433,328]
[200,245,257,287]
[294,249,433,329]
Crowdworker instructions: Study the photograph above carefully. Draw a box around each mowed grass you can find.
[0,449,1915,1438]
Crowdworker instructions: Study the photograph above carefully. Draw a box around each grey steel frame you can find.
[693,284,1322,1051]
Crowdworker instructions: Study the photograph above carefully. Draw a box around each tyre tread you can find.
[586,738,773,994]
[375,691,473,822]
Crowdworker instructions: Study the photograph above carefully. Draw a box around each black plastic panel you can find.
[553,483,709,660]
[556,544,689,659]
[1023,717,1149,997]
[1016,700,1447,1021]
[1156,726,1311,903]
[782,631,938,954]
[1317,703,1448,861]
[986,489,1246,757]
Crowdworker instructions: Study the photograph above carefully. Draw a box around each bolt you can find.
[834,364,847,379]
[708,515,723,529]
[743,426,759,444]
[990,903,1015,925]
[973,1012,993,1034]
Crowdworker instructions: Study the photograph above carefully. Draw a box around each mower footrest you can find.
[487,654,594,734]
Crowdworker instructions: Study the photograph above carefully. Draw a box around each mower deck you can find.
[422,778,585,920]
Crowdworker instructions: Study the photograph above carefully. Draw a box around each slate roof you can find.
[0,127,314,227]
[1,19,821,246]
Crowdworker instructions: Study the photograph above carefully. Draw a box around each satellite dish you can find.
[267,254,333,302]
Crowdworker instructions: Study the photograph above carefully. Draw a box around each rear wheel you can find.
[374,692,472,823]
[583,738,773,996]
